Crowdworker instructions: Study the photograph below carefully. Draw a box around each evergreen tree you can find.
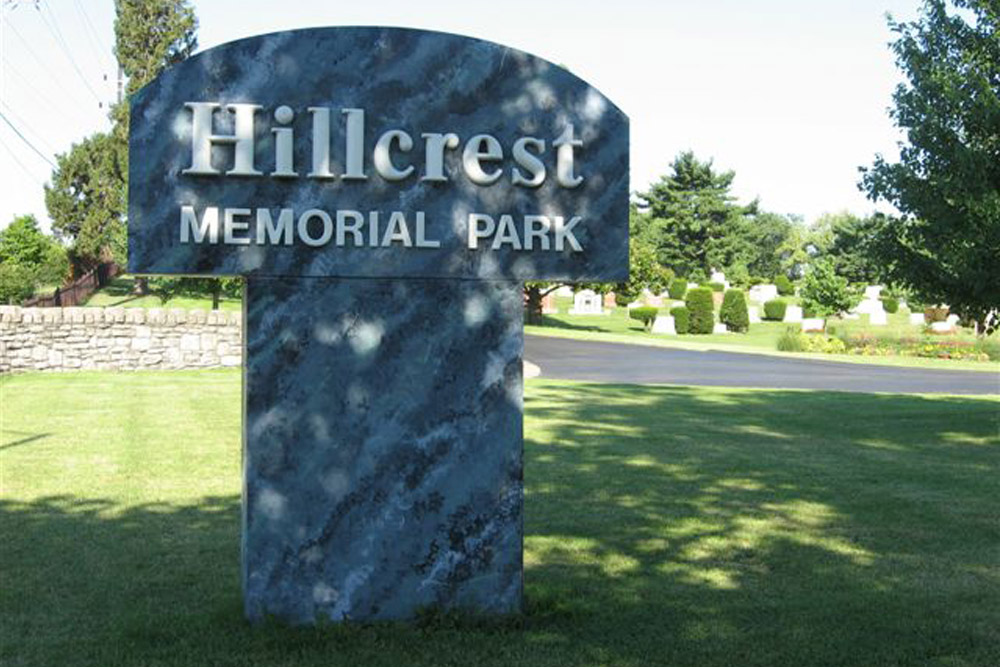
[719,289,750,332]
[637,151,757,278]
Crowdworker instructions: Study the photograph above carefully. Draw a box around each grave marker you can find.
[128,27,628,624]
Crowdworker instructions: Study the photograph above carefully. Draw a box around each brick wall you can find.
[0,306,242,374]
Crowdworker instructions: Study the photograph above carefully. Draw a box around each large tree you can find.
[45,0,198,269]
[637,151,757,279]
[0,214,69,302]
[860,0,999,332]
[808,212,885,285]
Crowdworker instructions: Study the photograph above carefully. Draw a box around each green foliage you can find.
[705,282,725,292]
[774,274,794,296]
[859,0,1000,333]
[669,306,690,334]
[808,212,884,284]
[613,238,672,308]
[881,296,899,314]
[668,278,688,300]
[636,151,758,278]
[0,263,37,304]
[150,277,241,310]
[719,290,749,332]
[744,212,810,280]
[0,214,70,301]
[684,287,715,334]
[763,299,788,321]
[776,326,805,352]
[800,261,856,317]
[628,306,659,332]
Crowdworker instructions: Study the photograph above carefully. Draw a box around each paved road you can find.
[525,335,1000,395]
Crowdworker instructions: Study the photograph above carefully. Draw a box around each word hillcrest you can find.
[183,103,586,189]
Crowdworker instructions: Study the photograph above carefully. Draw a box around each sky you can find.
[0,0,925,233]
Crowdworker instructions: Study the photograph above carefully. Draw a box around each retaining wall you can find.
[0,306,242,374]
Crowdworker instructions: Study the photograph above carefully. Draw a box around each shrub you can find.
[800,260,854,316]
[670,306,690,334]
[719,290,749,332]
[763,299,788,321]
[685,287,715,334]
[668,278,688,300]
[775,274,794,296]
[705,281,725,293]
[924,306,949,323]
[776,327,804,351]
[881,296,899,314]
[802,304,817,318]
[629,306,659,332]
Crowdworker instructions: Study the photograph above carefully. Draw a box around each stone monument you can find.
[127,27,628,624]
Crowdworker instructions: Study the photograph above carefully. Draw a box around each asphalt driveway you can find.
[525,335,1000,395]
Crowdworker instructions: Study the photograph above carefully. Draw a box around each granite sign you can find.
[128,26,628,624]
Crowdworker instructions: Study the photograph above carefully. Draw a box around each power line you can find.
[0,55,61,110]
[1,98,55,154]
[72,0,111,70]
[32,0,102,103]
[5,18,90,108]
[0,131,45,186]
[0,107,55,168]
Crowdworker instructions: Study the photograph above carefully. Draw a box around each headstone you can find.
[864,285,883,300]
[127,26,628,624]
[909,313,925,326]
[709,269,729,290]
[748,284,778,304]
[783,305,803,323]
[569,290,607,315]
[642,288,663,307]
[541,292,558,314]
[603,292,617,309]
[712,322,728,334]
[801,318,825,332]
[869,310,888,326]
[651,315,676,335]
[946,314,960,326]
[930,321,956,334]
[898,299,908,310]
[854,285,885,316]
[748,306,761,324]
[687,282,699,290]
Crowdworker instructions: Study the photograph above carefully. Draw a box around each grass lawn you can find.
[81,276,242,312]
[2,370,998,665]
[528,297,999,372]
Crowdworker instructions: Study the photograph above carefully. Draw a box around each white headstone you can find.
[627,300,644,309]
[569,290,606,315]
[898,299,908,310]
[930,321,956,334]
[842,312,860,320]
[748,306,761,324]
[687,282,699,290]
[712,322,728,334]
[854,297,885,316]
[801,318,825,332]
[863,285,883,300]
[869,310,887,326]
[651,315,676,335]
[709,270,730,290]
[946,314,960,326]
[749,284,779,304]
[783,305,803,323]
[909,313,925,326]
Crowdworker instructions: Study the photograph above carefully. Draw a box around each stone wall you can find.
[0,306,242,374]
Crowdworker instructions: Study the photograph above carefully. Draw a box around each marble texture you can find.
[243,276,523,623]
[128,27,629,282]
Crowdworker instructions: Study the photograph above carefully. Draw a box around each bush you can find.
[629,306,659,332]
[763,299,788,321]
[0,262,37,304]
[802,304,817,318]
[704,281,725,293]
[719,290,749,332]
[670,306,690,334]
[775,275,794,296]
[776,327,804,351]
[668,278,688,300]
[924,306,949,323]
[881,296,899,314]
[685,287,715,334]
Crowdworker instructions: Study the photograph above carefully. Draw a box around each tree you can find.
[150,276,241,310]
[719,289,749,332]
[859,0,1000,333]
[808,212,884,284]
[637,152,758,278]
[800,260,856,317]
[45,0,198,272]
[742,212,808,280]
[613,238,672,306]
[684,287,715,334]
[0,215,69,301]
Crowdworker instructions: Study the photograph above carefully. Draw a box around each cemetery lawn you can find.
[527,300,999,372]
[2,370,999,667]
[81,276,242,311]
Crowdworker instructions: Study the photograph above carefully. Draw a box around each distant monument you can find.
[128,27,628,624]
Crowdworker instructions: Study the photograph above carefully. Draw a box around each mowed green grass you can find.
[2,370,999,667]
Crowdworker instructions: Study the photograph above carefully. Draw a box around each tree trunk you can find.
[212,283,221,311]
[524,286,543,325]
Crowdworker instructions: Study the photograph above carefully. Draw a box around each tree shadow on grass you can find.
[1,386,998,666]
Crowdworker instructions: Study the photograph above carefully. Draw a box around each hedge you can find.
[763,299,788,321]
[685,287,715,334]
[668,278,688,300]
[670,306,690,334]
[719,290,749,332]
[881,296,899,314]
[775,275,794,296]
[629,306,659,331]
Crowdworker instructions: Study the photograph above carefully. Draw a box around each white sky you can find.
[0,0,922,233]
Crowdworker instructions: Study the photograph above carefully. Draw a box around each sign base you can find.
[242,277,523,623]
